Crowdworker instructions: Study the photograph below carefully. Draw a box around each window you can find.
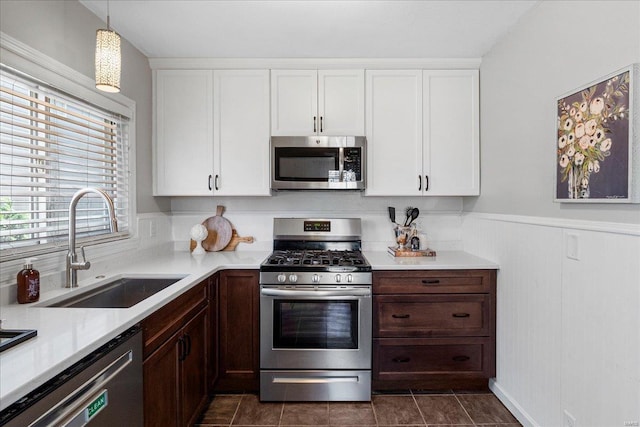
[0,66,130,258]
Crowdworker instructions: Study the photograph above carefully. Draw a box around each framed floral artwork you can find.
[555,64,639,203]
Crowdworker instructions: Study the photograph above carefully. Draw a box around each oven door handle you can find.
[260,288,371,297]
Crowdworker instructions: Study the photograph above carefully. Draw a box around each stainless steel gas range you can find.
[259,218,372,402]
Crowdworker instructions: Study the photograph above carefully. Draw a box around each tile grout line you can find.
[278,399,285,426]
[228,394,243,427]
[370,396,380,426]
[453,392,477,426]
[410,389,428,427]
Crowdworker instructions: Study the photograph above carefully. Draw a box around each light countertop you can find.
[0,249,496,411]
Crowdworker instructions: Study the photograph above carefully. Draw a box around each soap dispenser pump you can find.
[17,258,40,304]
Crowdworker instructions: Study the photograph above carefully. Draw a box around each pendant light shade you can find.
[95,13,121,93]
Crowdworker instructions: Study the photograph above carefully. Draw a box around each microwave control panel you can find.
[343,148,362,180]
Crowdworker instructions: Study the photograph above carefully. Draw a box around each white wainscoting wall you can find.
[462,212,640,427]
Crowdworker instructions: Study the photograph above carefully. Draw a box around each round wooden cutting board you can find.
[200,206,232,251]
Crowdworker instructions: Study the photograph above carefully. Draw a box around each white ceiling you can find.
[79,0,539,59]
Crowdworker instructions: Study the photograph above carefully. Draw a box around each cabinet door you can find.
[144,333,180,427]
[318,70,365,135]
[154,70,214,196]
[208,273,219,390]
[423,70,479,195]
[213,70,270,196]
[181,308,208,427]
[365,70,423,196]
[271,70,318,136]
[216,270,260,391]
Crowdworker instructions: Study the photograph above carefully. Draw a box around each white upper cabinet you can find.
[365,69,480,196]
[423,70,479,196]
[365,70,423,196]
[213,70,271,196]
[154,69,271,196]
[271,69,364,136]
[154,70,214,196]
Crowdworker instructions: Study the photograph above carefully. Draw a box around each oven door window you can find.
[274,147,339,182]
[273,299,358,349]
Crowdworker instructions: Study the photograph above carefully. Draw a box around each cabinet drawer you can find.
[373,337,493,378]
[142,280,208,358]
[375,294,491,337]
[373,270,495,294]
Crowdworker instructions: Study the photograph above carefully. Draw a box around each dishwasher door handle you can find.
[31,349,133,427]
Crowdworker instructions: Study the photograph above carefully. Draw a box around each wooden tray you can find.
[387,246,436,257]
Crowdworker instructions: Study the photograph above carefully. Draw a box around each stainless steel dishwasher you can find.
[0,326,143,427]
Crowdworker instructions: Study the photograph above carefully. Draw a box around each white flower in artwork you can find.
[579,136,590,150]
[594,128,605,142]
[580,101,588,112]
[559,154,570,168]
[593,160,600,173]
[585,119,597,136]
[570,107,577,117]
[558,135,568,148]
[590,97,605,115]
[575,123,585,138]
[589,136,597,147]
[574,152,585,166]
[563,118,574,131]
[567,132,575,144]
[600,138,612,152]
[588,161,594,172]
[567,145,576,157]
[575,111,584,122]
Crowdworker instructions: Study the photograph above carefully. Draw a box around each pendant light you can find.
[95,0,121,93]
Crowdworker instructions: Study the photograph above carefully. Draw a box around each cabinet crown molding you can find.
[148,57,481,70]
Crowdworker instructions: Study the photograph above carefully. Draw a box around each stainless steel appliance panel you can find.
[260,370,371,402]
[1,327,143,427]
[271,136,365,191]
[260,286,372,370]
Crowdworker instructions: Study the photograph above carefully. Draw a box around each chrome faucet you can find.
[66,188,118,288]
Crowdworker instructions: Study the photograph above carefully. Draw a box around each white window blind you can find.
[0,66,130,256]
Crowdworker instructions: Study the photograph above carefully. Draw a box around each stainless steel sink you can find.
[44,276,186,308]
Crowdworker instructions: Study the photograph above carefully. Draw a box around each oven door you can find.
[260,286,372,370]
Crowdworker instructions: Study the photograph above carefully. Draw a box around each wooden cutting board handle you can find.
[222,229,255,251]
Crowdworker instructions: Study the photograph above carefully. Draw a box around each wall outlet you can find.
[563,410,577,427]
[566,233,580,260]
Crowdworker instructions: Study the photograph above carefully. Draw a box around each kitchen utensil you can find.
[403,206,414,226]
[388,206,396,224]
[198,205,233,251]
[407,207,419,226]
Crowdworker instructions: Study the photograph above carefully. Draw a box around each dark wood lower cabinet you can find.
[214,269,260,392]
[372,269,497,391]
[142,280,209,427]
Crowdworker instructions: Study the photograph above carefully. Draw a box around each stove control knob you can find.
[288,274,298,283]
[277,274,287,283]
[312,274,320,283]
[335,274,342,283]
[346,274,353,283]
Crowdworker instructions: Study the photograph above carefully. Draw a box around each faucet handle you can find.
[78,246,91,269]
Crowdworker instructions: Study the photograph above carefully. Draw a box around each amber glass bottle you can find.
[17,259,40,304]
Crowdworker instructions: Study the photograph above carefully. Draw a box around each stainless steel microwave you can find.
[271,136,366,191]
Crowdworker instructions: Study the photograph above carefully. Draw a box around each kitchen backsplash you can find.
[169,193,465,252]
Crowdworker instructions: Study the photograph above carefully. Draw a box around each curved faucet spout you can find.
[66,188,118,288]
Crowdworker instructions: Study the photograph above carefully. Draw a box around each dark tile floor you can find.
[197,390,522,426]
